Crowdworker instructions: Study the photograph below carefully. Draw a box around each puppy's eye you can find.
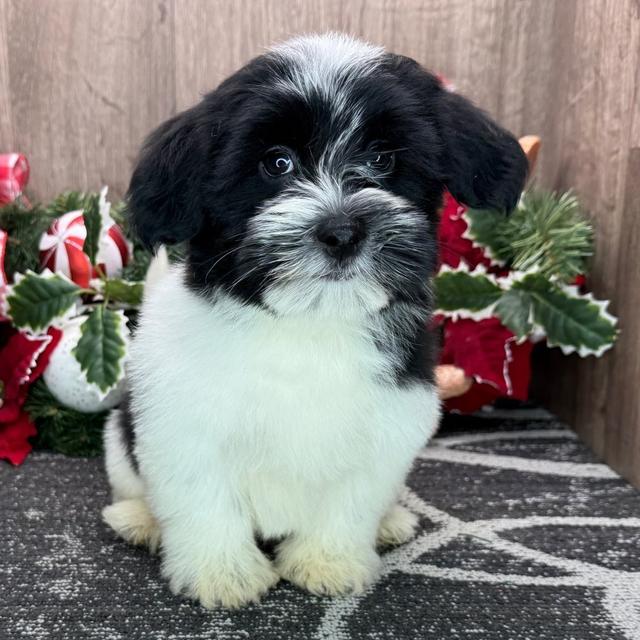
[366,147,395,174]
[261,147,295,177]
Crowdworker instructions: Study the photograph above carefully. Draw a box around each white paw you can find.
[377,503,418,547]
[102,499,161,553]
[275,538,380,596]
[165,548,279,609]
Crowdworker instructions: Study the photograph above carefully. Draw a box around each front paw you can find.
[164,548,279,609]
[275,538,380,596]
[377,503,418,547]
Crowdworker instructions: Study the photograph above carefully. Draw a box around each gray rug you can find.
[2,409,640,640]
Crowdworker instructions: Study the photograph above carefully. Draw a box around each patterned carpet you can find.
[2,408,640,640]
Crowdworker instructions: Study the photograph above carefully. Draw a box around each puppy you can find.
[103,33,527,608]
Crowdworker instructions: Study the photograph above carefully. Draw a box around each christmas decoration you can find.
[0,327,61,464]
[43,317,128,413]
[39,210,92,287]
[0,229,8,318]
[0,153,30,206]
[39,188,131,287]
[0,229,7,288]
[434,184,618,411]
[0,165,148,462]
[25,379,108,457]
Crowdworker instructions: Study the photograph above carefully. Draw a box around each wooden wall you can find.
[1,0,639,482]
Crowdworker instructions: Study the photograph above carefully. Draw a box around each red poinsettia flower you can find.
[0,327,61,465]
[437,192,493,271]
[438,317,533,413]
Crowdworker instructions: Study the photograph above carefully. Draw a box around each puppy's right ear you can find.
[127,103,208,249]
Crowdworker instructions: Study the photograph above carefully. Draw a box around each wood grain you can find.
[0,0,639,483]
[1,0,175,198]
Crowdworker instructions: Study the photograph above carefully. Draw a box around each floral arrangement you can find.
[0,151,618,465]
[434,165,618,412]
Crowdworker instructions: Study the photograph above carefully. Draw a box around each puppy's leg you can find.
[102,499,161,553]
[102,409,161,551]
[376,502,418,547]
[275,476,383,596]
[103,408,145,502]
[153,472,279,609]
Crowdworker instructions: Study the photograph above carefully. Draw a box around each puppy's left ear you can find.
[127,102,210,249]
[435,88,528,212]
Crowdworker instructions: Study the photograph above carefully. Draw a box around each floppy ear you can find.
[435,89,528,212]
[127,103,209,249]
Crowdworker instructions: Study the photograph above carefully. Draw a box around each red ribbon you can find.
[0,153,30,206]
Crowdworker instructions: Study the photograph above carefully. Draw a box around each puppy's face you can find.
[129,34,527,318]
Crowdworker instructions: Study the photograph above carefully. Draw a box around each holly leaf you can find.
[434,268,502,313]
[511,273,618,356]
[103,278,144,305]
[6,271,80,330]
[494,289,533,338]
[72,307,127,394]
[82,193,101,266]
[464,208,512,263]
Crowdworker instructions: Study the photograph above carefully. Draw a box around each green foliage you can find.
[46,191,87,218]
[507,273,618,354]
[73,307,127,393]
[466,190,594,283]
[120,244,152,281]
[493,289,533,336]
[25,379,106,457]
[434,269,502,312]
[0,202,55,276]
[82,192,102,266]
[103,278,144,305]
[434,268,618,356]
[462,208,512,264]
[7,272,80,330]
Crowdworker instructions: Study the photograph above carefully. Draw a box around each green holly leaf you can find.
[82,193,101,266]
[103,278,144,305]
[511,273,618,356]
[7,271,81,330]
[434,269,502,313]
[72,307,127,394]
[464,208,512,263]
[494,289,533,338]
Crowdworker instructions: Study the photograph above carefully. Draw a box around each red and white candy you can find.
[39,187,130,287]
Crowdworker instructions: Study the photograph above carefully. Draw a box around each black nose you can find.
[315,216,366,260]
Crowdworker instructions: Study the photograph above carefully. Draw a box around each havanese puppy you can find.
[102,33,527,608]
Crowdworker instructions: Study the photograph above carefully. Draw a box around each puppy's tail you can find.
[144,245,170,297]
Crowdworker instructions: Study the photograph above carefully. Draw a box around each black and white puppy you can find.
[103,33,527,608]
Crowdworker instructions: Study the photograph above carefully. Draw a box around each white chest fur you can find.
[128,267,439,534]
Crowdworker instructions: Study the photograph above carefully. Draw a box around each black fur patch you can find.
[126,38,527,388]
[118,391,139,473]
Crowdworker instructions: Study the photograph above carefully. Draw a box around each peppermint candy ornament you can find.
[95,187,131,278]
[39,209,91,287]
[38,188,130,287]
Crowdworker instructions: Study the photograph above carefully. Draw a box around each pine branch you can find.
[465,189,594,283]
[508,190,593,282]
[25,379,107,457]
[0,202,56,276]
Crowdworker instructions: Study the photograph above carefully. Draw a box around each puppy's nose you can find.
[315,216,366,260]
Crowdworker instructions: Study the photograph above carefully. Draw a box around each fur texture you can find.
[103,32,527,608]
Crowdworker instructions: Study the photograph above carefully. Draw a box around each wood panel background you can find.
[0,0,639,482]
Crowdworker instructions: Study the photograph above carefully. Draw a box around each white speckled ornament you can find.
[43,317,128,413]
